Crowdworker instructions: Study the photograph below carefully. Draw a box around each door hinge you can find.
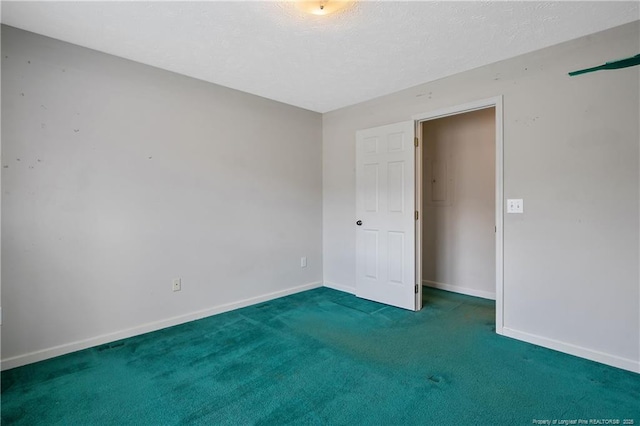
[415,211,419,220]
[415,284,419,294]
[414,137,419,147]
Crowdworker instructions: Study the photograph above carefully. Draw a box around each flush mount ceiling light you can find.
[294,0,352,16]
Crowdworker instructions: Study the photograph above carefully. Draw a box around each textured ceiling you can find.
[1,1,638,113]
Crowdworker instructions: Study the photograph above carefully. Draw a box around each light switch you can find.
[507,199,524,214]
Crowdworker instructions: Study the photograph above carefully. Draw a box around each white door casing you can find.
[412,96,504,333]
[355,121,417,311]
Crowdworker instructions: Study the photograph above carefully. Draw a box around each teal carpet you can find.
[2,287,639,425]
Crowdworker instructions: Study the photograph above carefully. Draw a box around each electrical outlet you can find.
[172,278,181,292]
[301,257,307,268]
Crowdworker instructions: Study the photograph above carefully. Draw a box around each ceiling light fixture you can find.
[294,0,352,16]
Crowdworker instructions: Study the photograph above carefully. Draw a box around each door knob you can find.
[356,220,362,226]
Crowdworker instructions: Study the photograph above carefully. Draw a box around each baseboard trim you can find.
[323,280,355,295]
[502,327,639,373]
[1,281,323,371]
[422,280,496,300]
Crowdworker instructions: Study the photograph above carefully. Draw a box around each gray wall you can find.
[422,108,496,299]
[1,25,323,367]
[323,21,639,371]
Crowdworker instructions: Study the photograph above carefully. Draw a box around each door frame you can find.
[412,96,504,334]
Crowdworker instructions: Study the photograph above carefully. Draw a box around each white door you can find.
[355,121,418,311]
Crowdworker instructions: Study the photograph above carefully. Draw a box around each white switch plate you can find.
[172,278,182,292]
[301,257,307,268]
[507,199,524,214]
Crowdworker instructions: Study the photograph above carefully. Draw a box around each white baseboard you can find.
[1,281,323,371]
[422,280,496,300]
[501,327,640,373]
[323,280,355,295]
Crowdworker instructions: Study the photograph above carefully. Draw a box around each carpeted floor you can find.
[2,287,639,425]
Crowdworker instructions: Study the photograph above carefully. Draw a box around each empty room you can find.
[1,1,639,424]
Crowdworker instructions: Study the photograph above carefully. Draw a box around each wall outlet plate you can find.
[172,278,182,292]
